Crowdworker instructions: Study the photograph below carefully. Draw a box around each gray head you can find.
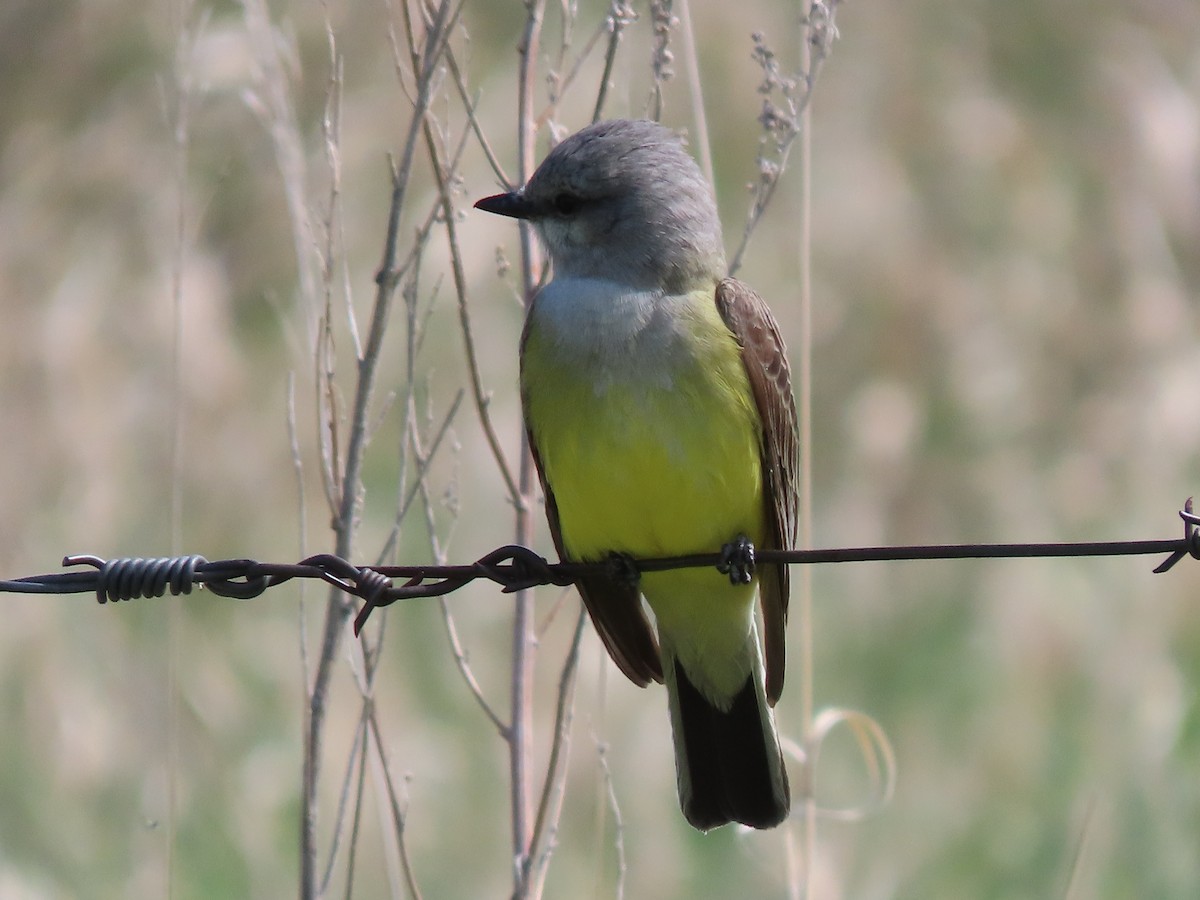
[475,119,726,293]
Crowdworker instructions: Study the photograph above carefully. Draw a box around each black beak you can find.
[474,191,535,220]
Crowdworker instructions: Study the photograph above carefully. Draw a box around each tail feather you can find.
[668,655,790,830]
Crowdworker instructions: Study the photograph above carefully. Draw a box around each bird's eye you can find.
[552,193,581,215]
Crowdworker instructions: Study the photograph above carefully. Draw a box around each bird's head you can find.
[475,119,726,292]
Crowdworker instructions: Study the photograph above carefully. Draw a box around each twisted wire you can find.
[0,500,1195,632]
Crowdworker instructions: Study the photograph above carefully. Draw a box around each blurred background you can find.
[1,0,1198,897]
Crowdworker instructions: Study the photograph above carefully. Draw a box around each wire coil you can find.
[62,554,208,604]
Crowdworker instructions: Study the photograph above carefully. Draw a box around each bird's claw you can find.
[604,552,641,586]
[717,535,756,585]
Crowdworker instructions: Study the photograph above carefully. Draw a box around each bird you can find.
[475,118,798,831]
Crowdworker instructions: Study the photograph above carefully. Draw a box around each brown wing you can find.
[520,306,663,687]
[526,435,663,686]
[715,278,799,705]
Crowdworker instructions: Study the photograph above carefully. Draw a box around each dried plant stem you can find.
[380,390,464,563]
[301,2,460,896]
[165,5,202,895]
[511,2,546,894]
[438,594,508,732]
[430,142,522,504]
[317,712,366,894]
[287,374,312,685]
[794,7,818,896]
[411,28,526,750]
[350,609,425,900]
[590,1,636,124]
[341,705,372,899]
[401,0,522,506]
[674,0,712,184]
[597,737,628,900]
[525,607,588,898]
[350,383,466,900]
[367,709,425,900]
[437,39,510,184]
[728,2,839,277]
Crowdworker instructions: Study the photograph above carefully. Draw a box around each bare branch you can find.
[317,711,367,895]
[337,713,371,898]
[346,610,426,900]
[510,3,548,893]
[525,606,588,899]
[438,594,509,734]
[647,0,676,122]
[675,0,713,185]
[420,99,524,505]
[302,1,463,895]
[590,0,637,124]
[595,736,628,900]
[367,710,426,900]
[379,390,465,565]
[287,373,313,687]
[438,39,511,185]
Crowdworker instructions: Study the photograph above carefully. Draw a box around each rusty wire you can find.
[2,500,1196,636]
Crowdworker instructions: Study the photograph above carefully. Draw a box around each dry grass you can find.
[0,1,1198,897]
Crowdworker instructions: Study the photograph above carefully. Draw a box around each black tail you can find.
[672,658,790,830]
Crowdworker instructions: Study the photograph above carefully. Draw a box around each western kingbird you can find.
[475,119,798,830]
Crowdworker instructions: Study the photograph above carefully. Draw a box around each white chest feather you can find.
[530,276,707,392]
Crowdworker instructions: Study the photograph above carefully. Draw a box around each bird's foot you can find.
[604,552,641,587]
[717,535,756,585]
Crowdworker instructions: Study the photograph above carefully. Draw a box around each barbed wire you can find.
[2,500,1196,635]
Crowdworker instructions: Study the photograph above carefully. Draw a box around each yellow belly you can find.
[534,376,764,559]
[524,308,764,560]
[522,285,768,698]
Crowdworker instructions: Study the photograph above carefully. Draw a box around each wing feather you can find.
[715,278,799,705]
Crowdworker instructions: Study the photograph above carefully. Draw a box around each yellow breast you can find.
[521,281,766,563]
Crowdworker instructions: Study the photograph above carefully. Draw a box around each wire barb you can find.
[352,545,575,634]
[1152,497,1199,573]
